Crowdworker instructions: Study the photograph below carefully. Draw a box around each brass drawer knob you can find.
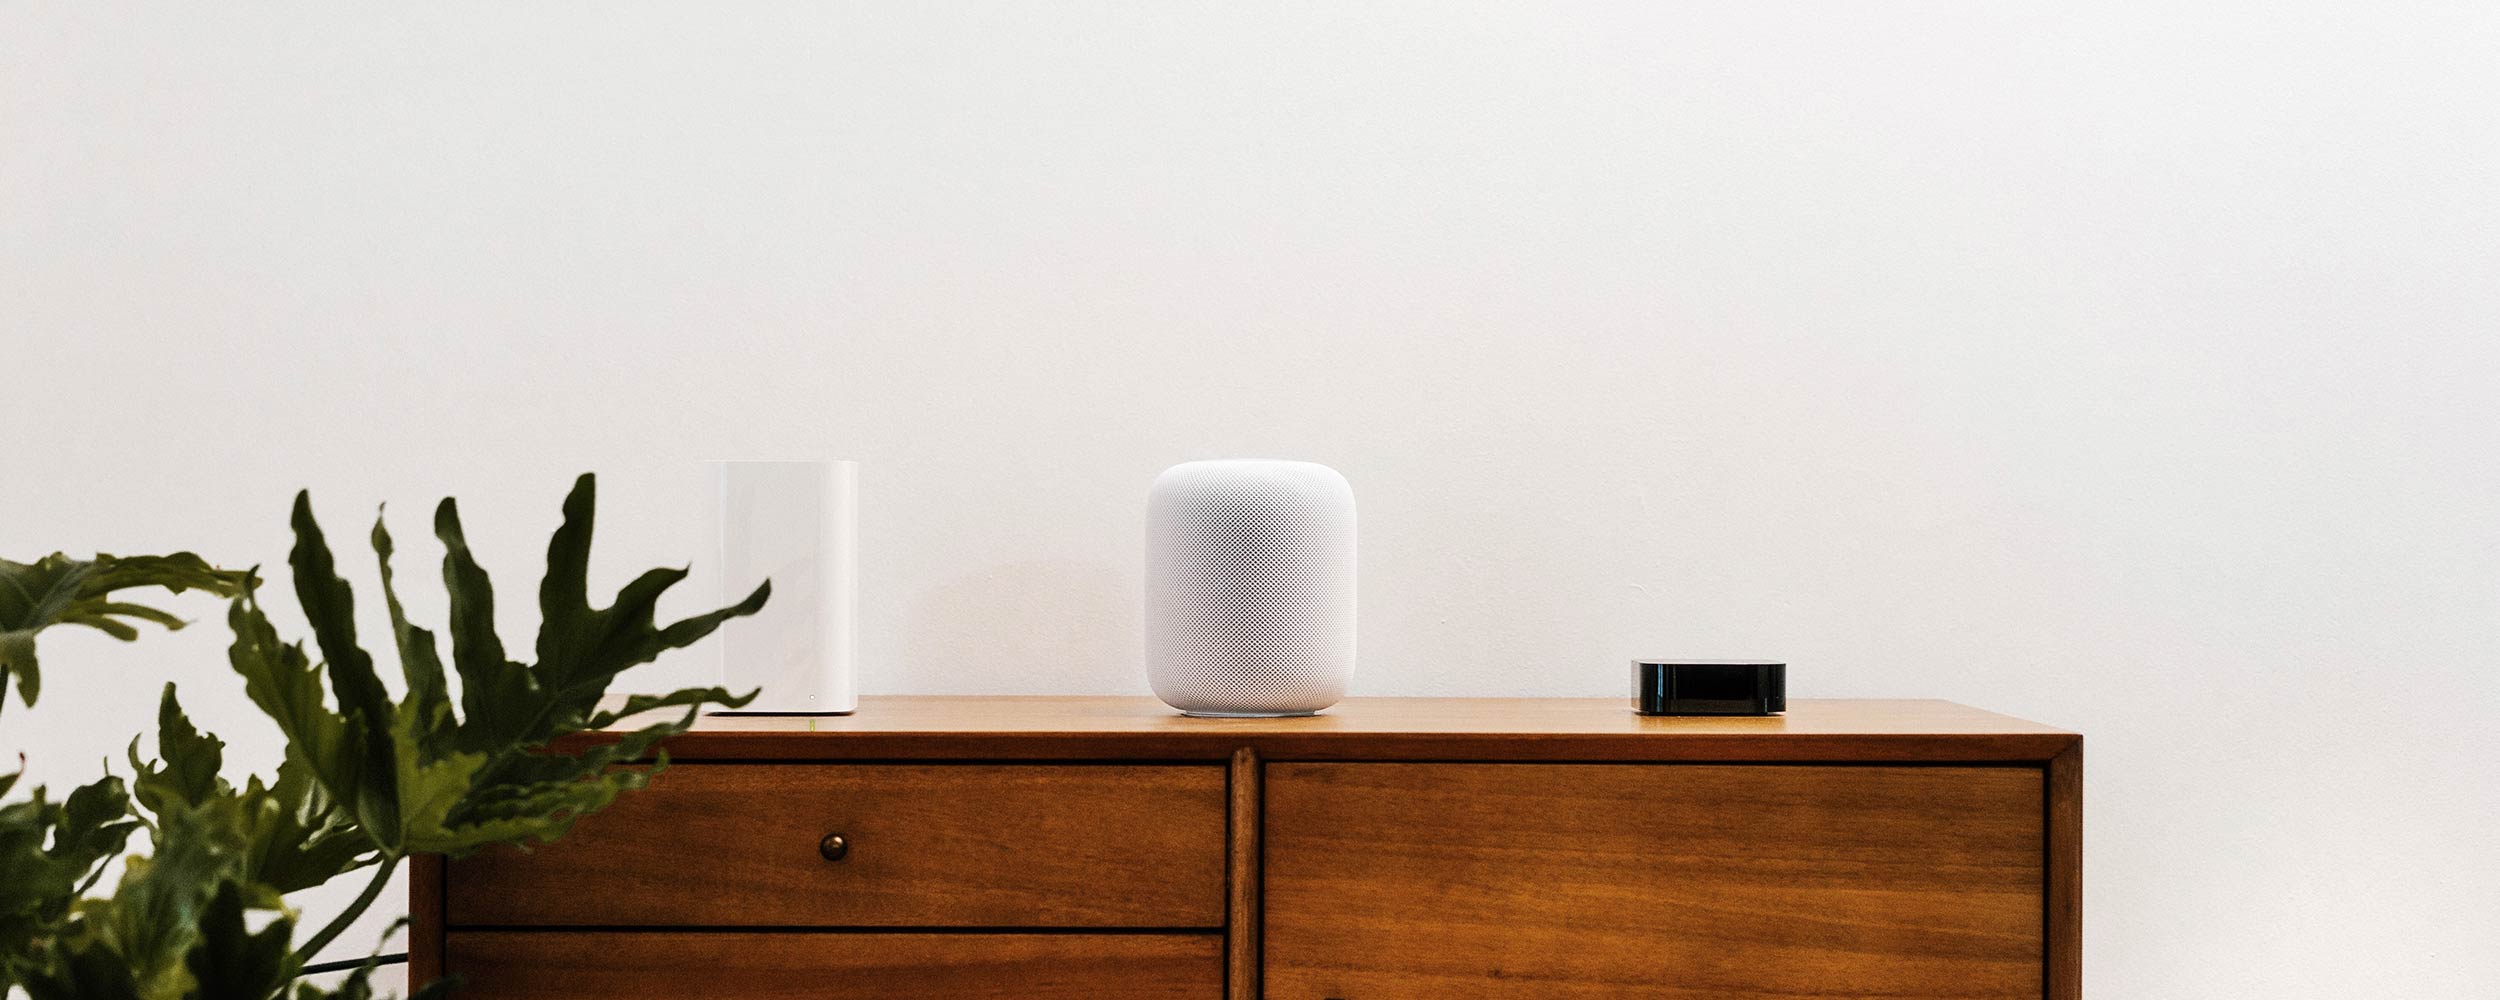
[817,832,850,862]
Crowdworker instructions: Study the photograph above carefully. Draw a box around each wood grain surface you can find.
[552,697,2078,763]
[423,700,2079,997]
[444,931,1221,999]
[447,764,1226,928]
[2047,740,2083,1000]
[405,852,442,991]
[1226,748,1260,999]
[1264,763,2047,1000]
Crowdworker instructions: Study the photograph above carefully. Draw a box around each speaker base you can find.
[1178,709,1322,718]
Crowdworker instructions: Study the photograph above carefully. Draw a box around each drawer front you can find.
[445,931,1221,999]
[1266,763,2045,1000]
[448,764,1226,928]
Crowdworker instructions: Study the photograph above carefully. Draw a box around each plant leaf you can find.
[183,879,296,999]
[288,494,402,852]
[225,587,348,792]
[235,761,376,896]
[13,938,142,1000]
[523,474,772,741]
[124,692,377,899]
[372,511,452,752]
[0,553,248,716]
[127,685,225,813]
[584,686,757,731]
[432,498,540,756]
[0,774,140,995]
[87,799,242,1000]
[12,474,765,999]
[235,475,764,867]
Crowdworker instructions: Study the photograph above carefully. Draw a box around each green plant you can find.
[0,474,767,999]
[0,552,250,719]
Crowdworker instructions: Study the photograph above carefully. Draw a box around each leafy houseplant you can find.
[0,474,768,999]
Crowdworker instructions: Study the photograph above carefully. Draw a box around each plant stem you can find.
[293,854,400,967]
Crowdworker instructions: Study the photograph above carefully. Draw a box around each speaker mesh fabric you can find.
[1147,460,1356,716]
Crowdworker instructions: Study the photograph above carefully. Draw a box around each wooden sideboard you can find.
[412,697,2080,999]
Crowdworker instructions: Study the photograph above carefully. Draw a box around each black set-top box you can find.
[1634,660,1786,716]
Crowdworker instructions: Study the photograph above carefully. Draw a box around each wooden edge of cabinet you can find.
[550,698,2076,763]
[407,852,445,991]
[2046,736,2083,1000]
[554,730,2077,763]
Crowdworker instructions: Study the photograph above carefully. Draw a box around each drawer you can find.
[444,931,1221,999]
[1265,763,2046,1000]
[447,764,1226,928]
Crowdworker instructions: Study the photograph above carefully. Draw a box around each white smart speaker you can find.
[705,460,859,714]
[1146,459,1356,717]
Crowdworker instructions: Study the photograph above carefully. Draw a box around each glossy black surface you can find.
[1633,661,1786,716]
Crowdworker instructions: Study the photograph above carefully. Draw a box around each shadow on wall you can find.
[901,559,1142,693]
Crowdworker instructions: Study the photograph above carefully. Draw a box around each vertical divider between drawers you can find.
[1227,747,1262,1000]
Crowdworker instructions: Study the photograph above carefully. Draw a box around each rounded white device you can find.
[1146,459,1356,717]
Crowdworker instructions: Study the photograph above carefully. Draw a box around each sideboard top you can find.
[572,696,2077,763]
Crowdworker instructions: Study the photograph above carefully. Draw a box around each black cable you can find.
[296,952,409,977]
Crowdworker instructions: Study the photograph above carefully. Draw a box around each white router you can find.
[705,460,859,715]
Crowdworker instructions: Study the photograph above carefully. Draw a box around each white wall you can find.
[6,2,2497,995]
